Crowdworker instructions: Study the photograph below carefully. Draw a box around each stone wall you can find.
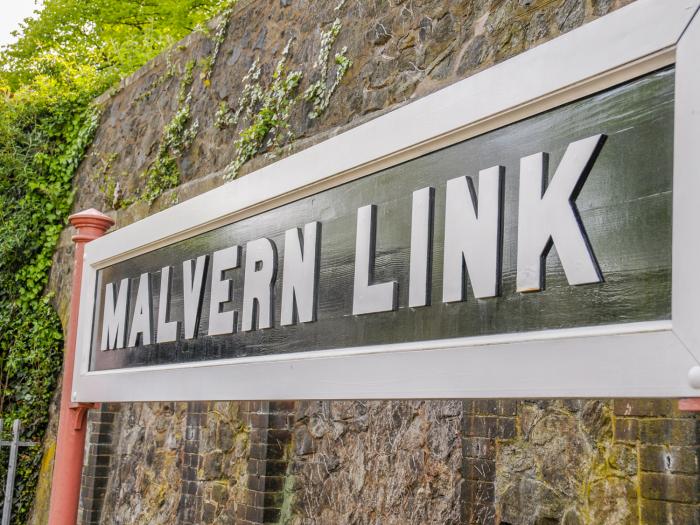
[32,0,700,523]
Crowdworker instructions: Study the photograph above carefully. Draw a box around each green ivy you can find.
[141,59,199,204]
[220,20,352,180]
[223,40,303,180]
[0,87,101,525]
[303,19,352,120]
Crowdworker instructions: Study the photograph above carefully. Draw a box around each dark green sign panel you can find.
[91,68,674,372]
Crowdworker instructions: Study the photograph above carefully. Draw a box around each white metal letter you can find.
[156,266,178,343]
[127,273,152,347]
[183,255,208,339]
[409,187,434,308]
[353,204,398,315]
[208,247,239,336]
[516,134,605,292]
[442,166,504,302]
[100,278,129,351]
[281,222,320,326]
[242,238,277,331]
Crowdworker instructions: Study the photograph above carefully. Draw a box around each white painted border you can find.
[73,0,700,402]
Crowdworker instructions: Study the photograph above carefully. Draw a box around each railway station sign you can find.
[73,0,700,401]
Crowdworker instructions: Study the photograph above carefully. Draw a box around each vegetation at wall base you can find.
[0,1,235,522]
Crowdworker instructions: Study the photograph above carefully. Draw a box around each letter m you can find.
[101,278,129,350]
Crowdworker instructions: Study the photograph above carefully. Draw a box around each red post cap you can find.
[678,398,700,412]
[68,208,115,243]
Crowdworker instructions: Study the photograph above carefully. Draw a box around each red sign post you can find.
[48,209,114,525]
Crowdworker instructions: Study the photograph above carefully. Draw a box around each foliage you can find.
[219,19,352,181]
[141,59,198,204]
[0,77,100,525]
[303,19,352,120]
[224,40,303,180]
[0,0,235,522]
[1,0,233,91]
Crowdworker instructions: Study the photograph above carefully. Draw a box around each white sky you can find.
[0,0,43,47]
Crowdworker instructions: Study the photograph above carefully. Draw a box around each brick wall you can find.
[614,400,700,523]
[79,399,699,523]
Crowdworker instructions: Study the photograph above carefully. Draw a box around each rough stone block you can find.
[614,417,639,442]
[641,499,700,524]
[201,451,224,479]
[640,419,699,446]
[202,501,217,523]
[463,436,497,460]
[640,445,699,474]
[216,422,235,451]
[293,427,314,456]
[640,472,698,504]
[613,399,674,417]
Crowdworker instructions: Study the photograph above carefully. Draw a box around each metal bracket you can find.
[69,402,99,431]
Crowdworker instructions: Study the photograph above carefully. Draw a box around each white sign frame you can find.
[73,0,700,401]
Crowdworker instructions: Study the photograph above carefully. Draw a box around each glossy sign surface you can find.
[90,68,674,372]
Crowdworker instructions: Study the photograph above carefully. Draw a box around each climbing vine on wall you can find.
[141,59,199,204]
[0,88,102,525]
[219,18,352,180]
[303,19,352,120]
[110,14,353,203]
[115,2,239,206]
[223,40,304,180]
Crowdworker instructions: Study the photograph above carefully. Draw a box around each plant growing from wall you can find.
[113,0,238,206]
[201,1,237,82]
[303,19,352,119]
[141,59,200,204]
[219,19,353,180]
[223,40,303,180]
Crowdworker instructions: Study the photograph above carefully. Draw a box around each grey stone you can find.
[593,0,615,16]
[254,27,267,50]
[217,423,234,451]
[211,482,228,504]
[368,22,392,45]
[294,427,314,456]
[457,34,487,75]
[556,0,586,33]
[202,451,224,479]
